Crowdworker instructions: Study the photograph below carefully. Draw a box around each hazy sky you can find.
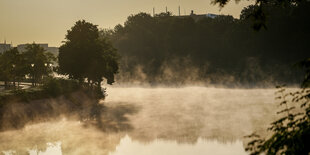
[0,0,253,47]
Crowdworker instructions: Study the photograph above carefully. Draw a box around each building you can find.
[0,43,12,53]
[176,10,219,22]
[206,13,218,19]
[189,10,219,21]
[0,42,58,56]
[17,43,48,52]
[0,42,59,60]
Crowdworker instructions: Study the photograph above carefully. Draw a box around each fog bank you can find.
[0,87,287,154]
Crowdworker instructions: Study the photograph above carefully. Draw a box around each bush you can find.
[41,77,105,99]
[42,78,80,97]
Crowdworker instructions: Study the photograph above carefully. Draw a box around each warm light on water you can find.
[0,87,281,155]
[110,135,247,155]
[3,136,247,155]
[28,142,62,155]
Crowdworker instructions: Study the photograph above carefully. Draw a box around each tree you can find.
[212,0,308,30]
[23,43,55,86]
[0,48,26,88]
[58,20,119,86]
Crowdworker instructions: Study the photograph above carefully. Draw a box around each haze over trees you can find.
[58,20,119,86]
[102,1,310,86]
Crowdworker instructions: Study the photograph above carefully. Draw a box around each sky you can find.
[0,0,253,47]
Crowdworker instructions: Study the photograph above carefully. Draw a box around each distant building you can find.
[46,47,59,57]
[0,43,12,53]
[175,10,219,22]
[0,42,59,59]
[17,43,48,52]
[188,10,219,21]
[206,13,218,19]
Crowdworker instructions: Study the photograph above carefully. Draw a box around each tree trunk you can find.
[78,78,83,85]
[13,77,16,87]
[32,76,35,86]
[4,81,8,89]
[97,80,101,88]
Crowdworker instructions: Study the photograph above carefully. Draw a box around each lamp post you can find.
[43,63,53,78]
[12,64,16,87]
[31,64,35,86]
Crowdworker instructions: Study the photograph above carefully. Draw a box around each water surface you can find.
[0,87,279,155]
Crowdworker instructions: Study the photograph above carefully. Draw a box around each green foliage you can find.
[0,87,44,103]
[41,78,105,99]
[245,59,310,154]
[58,20,119,86]
[41,78,80,97]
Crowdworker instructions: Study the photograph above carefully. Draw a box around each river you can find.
[0,87,280,155]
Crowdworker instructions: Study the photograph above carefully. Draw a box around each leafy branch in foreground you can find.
[245,59,310,155]
[213,0,309,30]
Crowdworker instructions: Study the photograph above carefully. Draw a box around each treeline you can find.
[0,20,120,90]
[0,44,55,88]
[104,1,310,87]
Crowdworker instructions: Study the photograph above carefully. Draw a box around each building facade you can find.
[0,43,11,53]
[17,43,49,52]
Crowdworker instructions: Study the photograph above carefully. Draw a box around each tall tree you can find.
[58,20,119,86]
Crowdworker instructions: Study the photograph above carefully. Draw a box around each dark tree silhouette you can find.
[58,20,119,86]
[212,0,309,30]
[106,3,310,86]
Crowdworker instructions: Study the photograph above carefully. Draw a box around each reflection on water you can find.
[2,142,61,155]
[0,87,280,155]
[3,135,246,155]
[110,135,247,155]
[28,142,62,155]
[2,135,246,155]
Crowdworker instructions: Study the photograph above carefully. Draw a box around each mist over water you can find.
[0,86,281,155]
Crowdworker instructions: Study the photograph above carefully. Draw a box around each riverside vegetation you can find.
[0,20,119,131]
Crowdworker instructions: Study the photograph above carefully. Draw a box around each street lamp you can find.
[31,64,35,86]
[12,64,16,87]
